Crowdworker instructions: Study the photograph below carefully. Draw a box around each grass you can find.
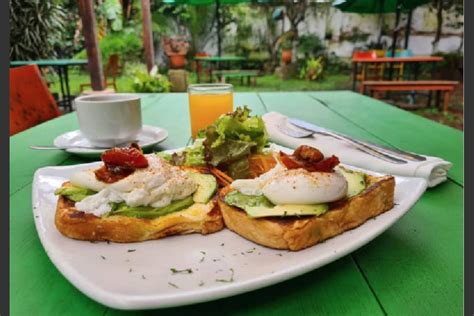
[49,70,352,96]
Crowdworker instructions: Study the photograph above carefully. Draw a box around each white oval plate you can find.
[53,125,168,158]
[32,146,427,310]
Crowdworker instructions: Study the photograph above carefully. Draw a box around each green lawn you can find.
[49,71,352,96]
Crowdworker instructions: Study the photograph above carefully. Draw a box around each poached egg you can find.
[231,161,348,205]
[71,155,197,216]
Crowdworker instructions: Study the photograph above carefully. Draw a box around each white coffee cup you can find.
[74,94,142,147]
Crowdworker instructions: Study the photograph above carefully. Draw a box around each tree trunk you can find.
[78,0,105,91]
[141,0,154,72]
[432,0,443,53]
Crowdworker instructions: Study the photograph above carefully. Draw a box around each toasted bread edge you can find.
[55,186,224,243]
[218,174,395,251]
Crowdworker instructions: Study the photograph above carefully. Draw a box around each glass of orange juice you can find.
[188,83,233,138]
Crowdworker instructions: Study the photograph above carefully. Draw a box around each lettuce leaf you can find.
[157,106,268,179]
[202,106,268,178]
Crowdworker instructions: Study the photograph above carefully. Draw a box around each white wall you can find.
[200,4,463,58]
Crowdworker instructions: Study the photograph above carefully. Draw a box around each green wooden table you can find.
[10,59,88,112]
[10,91,463,315]
[194,56,246,83]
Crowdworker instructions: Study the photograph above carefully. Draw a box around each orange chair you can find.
[10,65,61,136]
[80,54,119,93]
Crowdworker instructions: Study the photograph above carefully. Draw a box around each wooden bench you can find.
[361,80,459,112]
[212,70,258,86]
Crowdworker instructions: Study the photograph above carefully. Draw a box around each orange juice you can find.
[188,85,233,138]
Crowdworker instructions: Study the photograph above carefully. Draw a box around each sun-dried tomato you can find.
[279,146,339,172]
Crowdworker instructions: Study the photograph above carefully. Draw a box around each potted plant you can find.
[162,36,190,69]
[281,40,293,64]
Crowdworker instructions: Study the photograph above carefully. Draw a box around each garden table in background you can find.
[194,56,246,83]
[352,55,445,108]
[10,91,463,315]
[10,59,88,112]
[351,56,444,87]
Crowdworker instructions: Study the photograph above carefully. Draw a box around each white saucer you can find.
[54,125,168,159]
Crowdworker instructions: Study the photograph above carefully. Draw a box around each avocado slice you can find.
[224,191,328,218]
[110,196,194,219]
[338,166,367,198]
[224,190,274,209]
[245,204,329,218]
[189,172,217,203]
[55,185,97,202]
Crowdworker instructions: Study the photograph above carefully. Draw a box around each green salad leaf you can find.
[156,139,206,167]
[201,106,268,178]
[157,106,268,179]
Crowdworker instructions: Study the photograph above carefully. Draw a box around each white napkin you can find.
[263,112,452,187]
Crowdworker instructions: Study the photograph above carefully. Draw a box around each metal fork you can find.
[277,121,407,164]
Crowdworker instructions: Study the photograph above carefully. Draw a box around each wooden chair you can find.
[353,50,385,82]
[10,65,61,136]
[80,54,119,93]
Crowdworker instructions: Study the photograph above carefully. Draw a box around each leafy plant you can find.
[281,39,293,50]
[98,0,123,32]
[298,34,326,58]
[162,36,190,56]
[74,30,142,63]
[131,66,171,93]
[10,0,66,60]
[299,57,324,81]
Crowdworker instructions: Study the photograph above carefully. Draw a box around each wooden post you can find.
[404,9,413,49]
[141,0,154,72]
[78,0,105,91]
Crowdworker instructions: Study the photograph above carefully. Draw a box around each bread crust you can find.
[55,183,224,243]
[218,174,395,251]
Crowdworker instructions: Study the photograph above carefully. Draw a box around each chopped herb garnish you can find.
[220,243,225,246]
[170,268,193,274]
[142,275,146,280]
[199,256,205,263]
[100,255,106,260]
[129,268,132,273]
[168,282,179,289]
[127,249,136,252]
[276,253,283,257]
[215,268,235,283]
[212,259,220,262]
[198,281,205,287]
[200,251,206,255]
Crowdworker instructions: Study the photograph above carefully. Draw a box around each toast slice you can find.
[55,182,224,243]
[218,173,395,251]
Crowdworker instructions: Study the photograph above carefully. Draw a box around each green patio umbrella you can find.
[334,0,431,56]
[163,0,252,56]
[333,0,430,13]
